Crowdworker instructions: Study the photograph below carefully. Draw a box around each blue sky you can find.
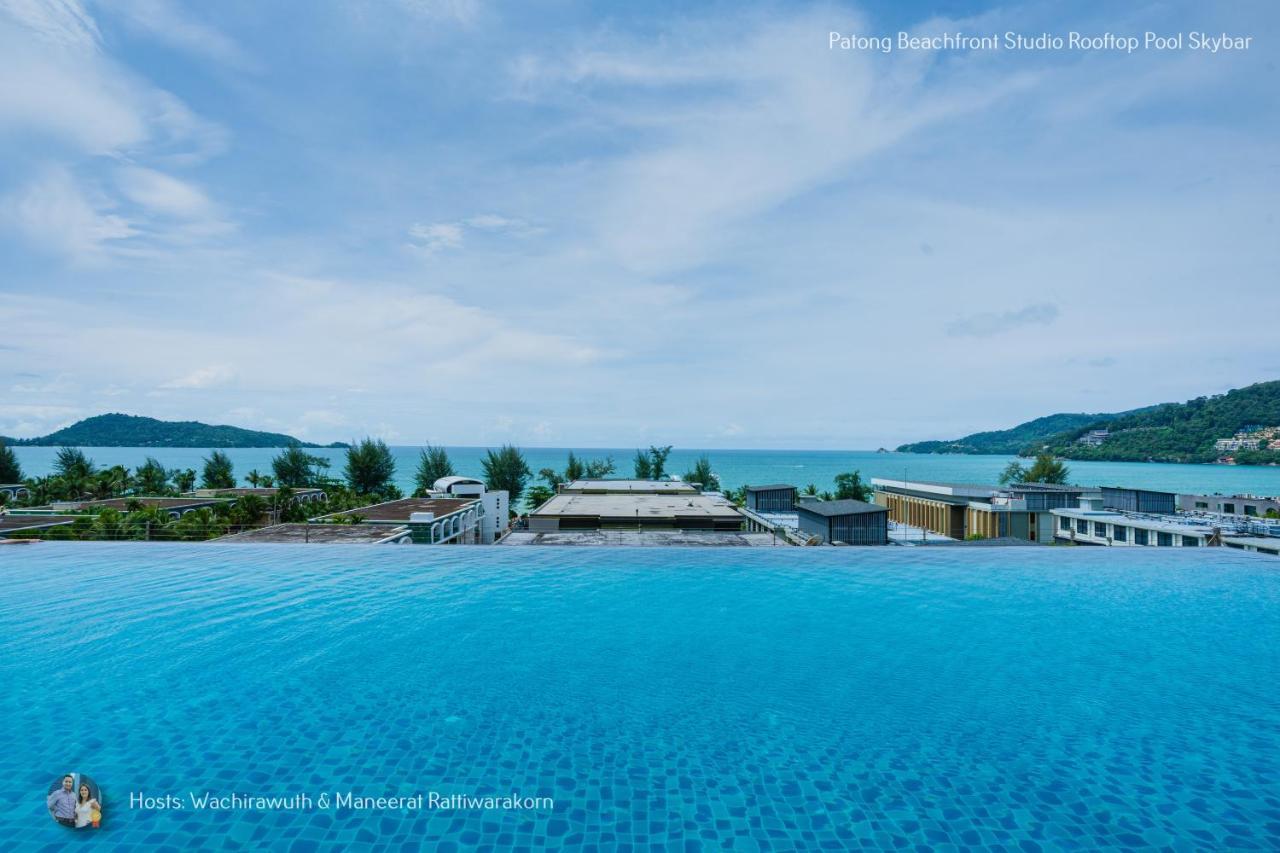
[1,0,1277,448]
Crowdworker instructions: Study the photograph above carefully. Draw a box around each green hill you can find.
[899,380,1280,464]
[1039,381,1280,464]
[5,414,346,449]
[897,412,1122,455]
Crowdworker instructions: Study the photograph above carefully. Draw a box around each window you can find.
[1182,535,1200,547]
[1133,528,1149,545]
[1245,506,1258,517]
[1094,521,1108,537]
[1157,532,1173,546]
[1224,503,1236,514]
[1077,519,1090,534]
[1060,516,1071,531]
[1113,525,1127,542]
[1195,501,1208,509]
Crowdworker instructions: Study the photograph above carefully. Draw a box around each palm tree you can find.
[135,457,171,495]
[171,468,197,493]
[245,469,263,488]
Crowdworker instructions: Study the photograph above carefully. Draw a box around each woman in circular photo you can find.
[47,773,102,829]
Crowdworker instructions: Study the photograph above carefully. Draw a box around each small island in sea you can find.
[1,413,348,449]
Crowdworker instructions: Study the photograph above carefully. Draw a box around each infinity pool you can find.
[2,545,1277,849]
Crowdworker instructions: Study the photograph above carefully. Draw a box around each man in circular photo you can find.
[47,773,102,829]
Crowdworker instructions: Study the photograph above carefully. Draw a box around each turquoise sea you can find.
[2,545,1277,848]
[10,446,1280,498]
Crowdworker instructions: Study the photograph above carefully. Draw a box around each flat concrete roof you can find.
[559,479,699,495]
[928,537,1044,547]
[187,487,325,498]
[499,530,785,546]
[1051,508,1217,536]
[871,479,997,500]
[797,499,887,517]
[0,515,78,534]
[1222,536,1280,550]
[329,496,477,523]
[746,484,796,492]
[30,496,230,512]
[215,523,410,544]
[531,493,742,523]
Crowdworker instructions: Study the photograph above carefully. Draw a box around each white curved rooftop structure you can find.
[434,476,485,493]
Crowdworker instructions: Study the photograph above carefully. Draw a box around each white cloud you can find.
[115,166,213,218]
[2,0,100,49]
[407,214,540,255]
[0,1,226,159]
[407,221,464,254]
[393,0,480,26]
[159,365,236,389]
[3,167,136,260]
[4,165,233,261]
[946,304,1061,338]
[508,9,1035,274]
[102,0,258,71]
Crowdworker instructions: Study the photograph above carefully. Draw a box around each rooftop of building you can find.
[1222,536,1280,550]
[432,476,485,491]
[327,496,478,523]
[558,479,700,495]
[928,536,1045,547]
[215,523,410,544]
[186,487,325,498]
[28,496,230,513]
[870,478,998,500]
[1100,485,1177,496]
[531,492,742,521]
[499,530,784,547]
[0,515,78,534]
[745,483,797,492]
[1007,482,1086,492]
[796,499,888,517]
[1051,507,1219,535]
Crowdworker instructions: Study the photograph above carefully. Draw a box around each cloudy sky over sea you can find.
[2,0,1276,448]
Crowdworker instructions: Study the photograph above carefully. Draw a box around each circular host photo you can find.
[47,772,103,830]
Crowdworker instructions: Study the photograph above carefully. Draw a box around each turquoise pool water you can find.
[2,545,1277,849]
